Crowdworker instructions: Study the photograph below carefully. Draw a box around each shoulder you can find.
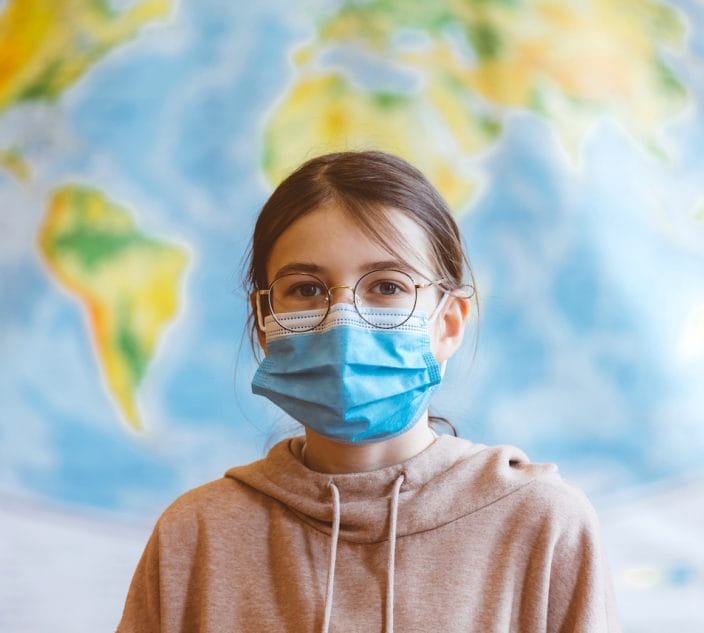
[153,475,268,544]
[536,477,600,534]
[464,442,607,561]
[405,435,600,537]
[438,440,618,629]
[446,437,600,530]
[503,455,603,548]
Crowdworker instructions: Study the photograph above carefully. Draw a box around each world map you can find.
[1,1,703,629]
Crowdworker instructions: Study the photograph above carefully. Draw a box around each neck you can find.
[302,415,435,473]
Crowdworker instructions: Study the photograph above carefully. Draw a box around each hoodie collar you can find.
[226,435,553,544]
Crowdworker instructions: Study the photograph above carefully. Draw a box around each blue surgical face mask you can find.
[251,301,446,444]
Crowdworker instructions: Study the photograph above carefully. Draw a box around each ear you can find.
[431,295,471,363]
[250,292,267,354]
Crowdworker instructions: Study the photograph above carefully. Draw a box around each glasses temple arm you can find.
[255,290,269,332]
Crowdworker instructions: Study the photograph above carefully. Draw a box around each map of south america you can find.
[38,187,188,431]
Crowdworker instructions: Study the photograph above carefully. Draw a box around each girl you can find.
[118,151,619,632]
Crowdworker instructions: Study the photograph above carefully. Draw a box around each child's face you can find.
[266,201,441,320]
[261,200,469,363]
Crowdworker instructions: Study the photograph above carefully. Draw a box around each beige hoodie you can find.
[117,435,619,632]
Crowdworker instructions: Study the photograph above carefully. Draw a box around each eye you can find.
[366,277,414,297]
[290,282,323,298]
[359,270,415,299]
[375,281,403,295]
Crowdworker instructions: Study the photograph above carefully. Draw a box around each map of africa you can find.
[1,1,703,630]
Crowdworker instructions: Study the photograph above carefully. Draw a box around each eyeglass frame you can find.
[254,268,449,332]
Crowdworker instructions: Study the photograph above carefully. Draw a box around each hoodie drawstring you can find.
[322,481,340,633]
[386,473,404,633]
[321,474,405,633]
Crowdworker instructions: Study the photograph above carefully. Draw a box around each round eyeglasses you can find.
[255,268,446,332]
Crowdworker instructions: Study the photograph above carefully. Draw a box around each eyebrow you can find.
[272,259,416,279]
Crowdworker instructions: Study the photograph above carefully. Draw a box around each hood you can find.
[226,434,557,544]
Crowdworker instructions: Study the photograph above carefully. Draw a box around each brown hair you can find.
[243,150,478,437]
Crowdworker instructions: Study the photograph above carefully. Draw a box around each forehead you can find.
[266,202,434,282]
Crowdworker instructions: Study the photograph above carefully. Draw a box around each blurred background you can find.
[1,0,703,630]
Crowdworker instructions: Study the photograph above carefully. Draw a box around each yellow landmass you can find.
[271,0,688,177]
[0,0,171,113]
[262,72,496,211]
[462,0,687,156]
[37,186,188,431]
[0,148,31,180]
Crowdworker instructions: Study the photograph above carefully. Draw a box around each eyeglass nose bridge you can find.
[326,283,357,305]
